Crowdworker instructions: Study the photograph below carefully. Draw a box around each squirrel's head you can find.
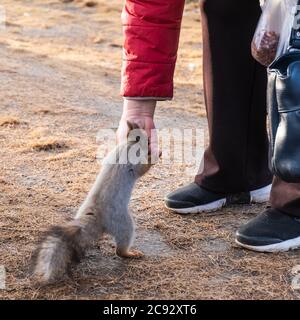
[102,121,158,178]
[123,121,154,178]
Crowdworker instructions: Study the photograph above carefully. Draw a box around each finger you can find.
[116,121,129,144]
[149,128,160,163]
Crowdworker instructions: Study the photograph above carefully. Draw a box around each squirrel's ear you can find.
[127,121,140,132]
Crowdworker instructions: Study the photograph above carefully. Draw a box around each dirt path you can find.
[0,0,299,300]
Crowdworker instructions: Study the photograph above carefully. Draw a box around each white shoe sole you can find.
[168,198,227,215]
[250,184,272,203]
[235,236,300,253]
[167,184,272,215]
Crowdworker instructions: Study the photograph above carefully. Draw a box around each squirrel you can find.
[31,123,153,285]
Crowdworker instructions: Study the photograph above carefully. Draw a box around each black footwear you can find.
[164,183,271,214]
[236,208,300,252]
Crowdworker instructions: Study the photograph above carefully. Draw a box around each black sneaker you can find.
[164,182,271,214]
[236,209,300,252]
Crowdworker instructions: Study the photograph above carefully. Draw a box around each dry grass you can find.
[61,0,98,7]
[0,0,299,300]
[84,1,98,7]
[27,138,68,152]
[0,116,22,127]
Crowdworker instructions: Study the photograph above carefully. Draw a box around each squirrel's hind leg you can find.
[117,248,144,258]
[112,213,144,259]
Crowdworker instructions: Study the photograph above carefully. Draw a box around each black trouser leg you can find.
[195,0,272,194]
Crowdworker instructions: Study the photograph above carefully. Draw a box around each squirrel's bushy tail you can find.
[31,214,99,285]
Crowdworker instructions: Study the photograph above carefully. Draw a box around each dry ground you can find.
[0,0,300,300]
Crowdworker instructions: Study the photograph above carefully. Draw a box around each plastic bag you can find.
[252,0,298,66]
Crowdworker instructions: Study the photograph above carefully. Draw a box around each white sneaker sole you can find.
[235,236,300,253]
[168,198,227,215]
[167,184,272,215]
[250,184,272,203]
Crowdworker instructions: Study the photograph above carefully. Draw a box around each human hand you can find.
[117,99,159,161]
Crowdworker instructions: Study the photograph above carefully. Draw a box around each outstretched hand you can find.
[116,99,159,161]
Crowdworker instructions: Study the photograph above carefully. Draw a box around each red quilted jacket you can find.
[121,0,185,99]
